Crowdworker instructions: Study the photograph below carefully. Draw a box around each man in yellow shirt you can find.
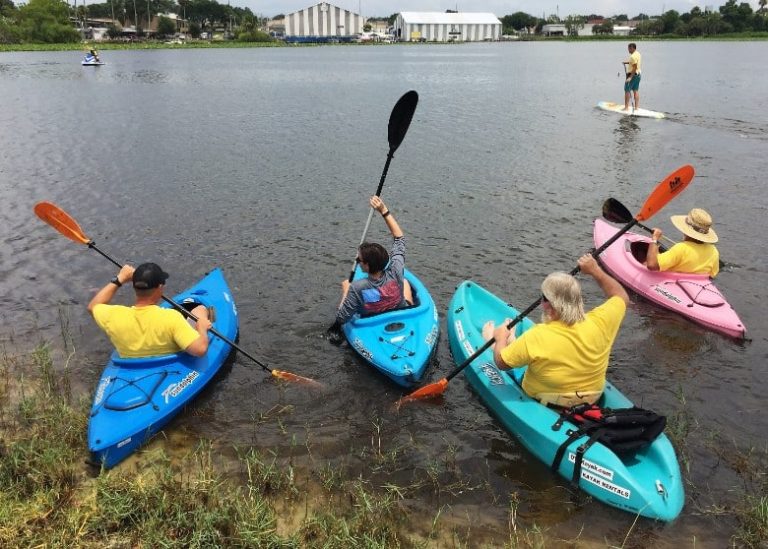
[646,208,720,278]
[622,42,642,111]
[482,254,629,407]
[88,262,211,358]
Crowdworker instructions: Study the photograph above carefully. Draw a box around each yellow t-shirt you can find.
[92,304,200,358]
[657,241,719,278]
[628,50,642,74]
[500,296,626,398]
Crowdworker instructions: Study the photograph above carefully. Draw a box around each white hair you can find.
[541,272,585,326]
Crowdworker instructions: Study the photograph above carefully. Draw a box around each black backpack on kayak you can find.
[550,403,667,488]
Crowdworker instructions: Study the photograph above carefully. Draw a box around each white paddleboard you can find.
[597,101,665,119]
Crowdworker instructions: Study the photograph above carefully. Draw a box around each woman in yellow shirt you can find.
[482,255,629,407]
[646,208,720,278]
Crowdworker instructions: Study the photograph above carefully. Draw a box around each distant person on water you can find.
[646,208,720,278]
[482,254,629,408]
[622,42,641,110]
[88,262,211,358]
[335,196,413,326]
[88,49,100,62]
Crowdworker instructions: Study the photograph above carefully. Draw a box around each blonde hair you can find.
[541,272,585,326]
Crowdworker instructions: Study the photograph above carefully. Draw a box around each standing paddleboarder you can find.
[622,42,642,111]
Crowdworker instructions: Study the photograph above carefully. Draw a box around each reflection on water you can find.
[1,42,766,545]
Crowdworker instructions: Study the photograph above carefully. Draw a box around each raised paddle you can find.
[602,197,725,269]
[328,90,419,342]
[34,201,322,387]
[396,164,696,406]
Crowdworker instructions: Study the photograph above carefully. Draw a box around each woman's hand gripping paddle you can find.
[396,164,695,407]
[34,201,322,387]
[327,90,419,344]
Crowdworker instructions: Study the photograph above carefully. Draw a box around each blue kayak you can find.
[447,280,684,522]
[88,268,238,468]
[343,266,439,387]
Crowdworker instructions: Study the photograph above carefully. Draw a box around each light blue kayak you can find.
[343,266,439,387]
[447,280,684,521]
[88,268,238,468]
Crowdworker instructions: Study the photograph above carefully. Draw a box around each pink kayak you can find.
[593,218,746,339]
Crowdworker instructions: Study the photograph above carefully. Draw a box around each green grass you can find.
[3,343,767,547]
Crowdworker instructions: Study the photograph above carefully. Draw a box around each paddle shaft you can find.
[347,150,395,283]
[444,218,640,383]
[634,221,676,246]
[87,242,276,374]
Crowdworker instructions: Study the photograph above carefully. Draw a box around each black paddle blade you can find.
[387,90,418,153]
[602,197,634,224]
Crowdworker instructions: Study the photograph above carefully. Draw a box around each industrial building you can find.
[284,2,364,42]
[393,12,501,42]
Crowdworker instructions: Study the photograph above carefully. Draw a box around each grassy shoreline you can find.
[2,342,766,546]
[1,33,767,52]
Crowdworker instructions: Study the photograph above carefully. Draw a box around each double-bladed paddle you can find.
[396,164,695,406]
[602,197,725,269]
[34,201,322,387]
[328,90,419,342]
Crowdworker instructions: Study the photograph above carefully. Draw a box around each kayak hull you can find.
[447,280,684,522]
[593,218,746,339]
[343,267,439,387]
[87,268,238,468]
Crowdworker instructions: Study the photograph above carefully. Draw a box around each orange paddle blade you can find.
[271,369,324,387]
[396,378,448,407]
[34,202,90,245]
[636,165,694,222]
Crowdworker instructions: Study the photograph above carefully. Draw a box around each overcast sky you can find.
[244,1,761,19]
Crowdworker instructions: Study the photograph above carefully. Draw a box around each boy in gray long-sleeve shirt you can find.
[336,196,413,325]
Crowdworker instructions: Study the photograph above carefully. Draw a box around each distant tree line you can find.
[0,0,272,43]
[499,0,767,36]
[2,0,766,44]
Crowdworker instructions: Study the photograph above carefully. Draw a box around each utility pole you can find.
[147,0,151,36]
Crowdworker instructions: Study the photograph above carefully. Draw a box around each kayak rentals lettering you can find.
[162,371,199,404]
[94,376,112,405]
[581,470,632,500]
[352,338,373,361]
[568,453,614,480]
[480,362,505,385]
[653,286,683,304]
[425,325,438,346]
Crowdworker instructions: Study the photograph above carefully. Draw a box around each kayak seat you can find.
[629,240,669,264]
[674,280,725,308]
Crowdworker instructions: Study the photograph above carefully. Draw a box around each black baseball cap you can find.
[132,262,169,289]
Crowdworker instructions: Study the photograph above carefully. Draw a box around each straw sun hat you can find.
[670,208,718,243]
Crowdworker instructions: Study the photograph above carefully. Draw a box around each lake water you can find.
[1,41,766,545]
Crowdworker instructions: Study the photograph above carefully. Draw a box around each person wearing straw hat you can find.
[646,208,720,278]
[481,254,629,408]
[88,262,212,358]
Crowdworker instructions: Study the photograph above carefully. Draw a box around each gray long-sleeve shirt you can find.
[336,236,407,325]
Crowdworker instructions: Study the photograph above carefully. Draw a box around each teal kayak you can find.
[343,266,439,387]
[447,280,684,521]
[88,268,238,468]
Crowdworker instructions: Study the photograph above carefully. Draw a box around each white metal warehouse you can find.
[393,12,501,42]
[284,2,364,39]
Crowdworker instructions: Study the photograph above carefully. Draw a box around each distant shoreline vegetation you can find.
[1,0,766,47]
[1,33,767,53]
